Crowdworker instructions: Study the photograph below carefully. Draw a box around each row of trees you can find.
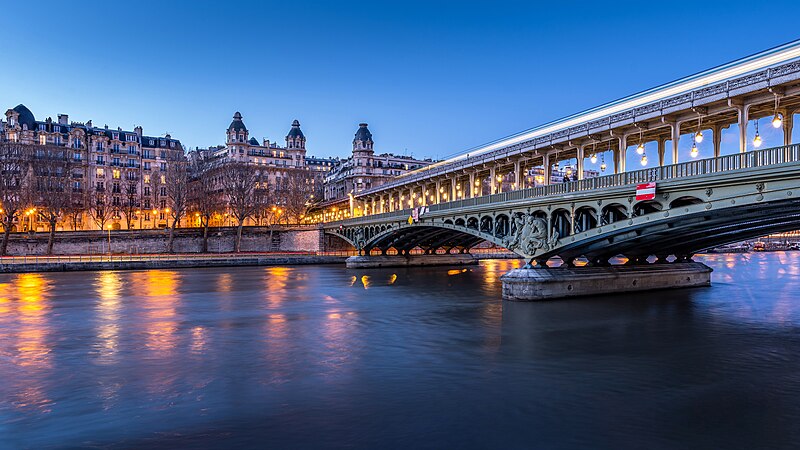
[0,142,318,255]
[188,156,317,252]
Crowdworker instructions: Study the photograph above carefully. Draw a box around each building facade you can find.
[187,112,336,200]
[323,123,435,201]
[1,104,184,231]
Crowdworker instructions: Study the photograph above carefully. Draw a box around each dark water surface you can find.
[2,253,800,449]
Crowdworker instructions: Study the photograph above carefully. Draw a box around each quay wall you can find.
[1,227,326,256]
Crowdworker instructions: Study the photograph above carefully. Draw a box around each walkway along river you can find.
[1,253,800,448]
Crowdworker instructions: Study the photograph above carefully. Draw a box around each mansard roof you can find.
[228,111,247,132]
[287,119,305,139]
[12,104,36,129]
[354,123,372,143]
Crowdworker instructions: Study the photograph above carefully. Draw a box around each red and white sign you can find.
[636,182,656,201]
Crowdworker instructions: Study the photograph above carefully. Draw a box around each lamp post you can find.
[106,223,112,256]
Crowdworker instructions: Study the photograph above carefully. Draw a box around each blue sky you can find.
[2,0,800,161]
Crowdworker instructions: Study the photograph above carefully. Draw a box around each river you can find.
[1,253,800,449]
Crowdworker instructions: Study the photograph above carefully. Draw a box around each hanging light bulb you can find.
[590,153,597,164]
[753,120,762,148]
[694,130,704,143]
[690,142,699,158]
[772,114,783,128]
[636,143,645,155]
[565,165,573,176]
[641,154,648,166]
[600,162,607,172]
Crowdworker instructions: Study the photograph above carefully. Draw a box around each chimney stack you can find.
[57,114,68,125]
[134,126,143,137]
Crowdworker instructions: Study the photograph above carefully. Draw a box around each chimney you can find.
[87,120,93,128]
[134,126,143,137]
[263,139,270,147]
[58,114,68,125]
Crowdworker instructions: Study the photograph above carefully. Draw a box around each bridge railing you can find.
[331,143,800,227]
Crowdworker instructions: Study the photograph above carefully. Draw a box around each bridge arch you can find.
[633,200,662,217]
[551,208,572,237]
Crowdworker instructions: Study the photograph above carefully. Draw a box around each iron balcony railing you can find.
[329,143,800,226]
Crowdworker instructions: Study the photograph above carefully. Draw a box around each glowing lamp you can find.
[753,133,762,148]
[773,114,783,128]
[636,143,645,155]
[694,131,704,143]
[641,154,648,166]
[690,143,699,158]
[590,154,597,164]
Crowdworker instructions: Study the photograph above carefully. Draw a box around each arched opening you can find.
[601,203,627,225]
[466,217,478,230]
[634,200,663,217]
[454,218,465,227]
[495,214,510,238]
[443,219,453,225]
[670,196,704,209]
[574,206,597,234]
[480,216,493,233]
[551,208,571,238]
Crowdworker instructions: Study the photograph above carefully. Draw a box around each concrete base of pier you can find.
[500,262,712,301]
[345,254,478,268]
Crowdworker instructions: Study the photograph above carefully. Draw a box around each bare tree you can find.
[149,169,163,229]
[33,145,78,255]
[277,169,314,224]
[64,182,88,231]
[121,181,140,230]
[221,162,260,252]
[188,159,224,253]
[90,183,114,231]
[0,143,32,256]
[165,157,188,253]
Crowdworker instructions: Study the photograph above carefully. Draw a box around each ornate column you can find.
[670,122,681,164]
[577,145,586,180]
[657,137,666,166]
[616,135,627,174]
[543,153,551,185]
[783,109,795,146]
[435,180,441,204]
[712,123,724,158]
[734,102,750,153]
[489,166,497,195]
[469,172,476,198]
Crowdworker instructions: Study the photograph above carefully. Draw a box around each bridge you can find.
[318,40,800,299]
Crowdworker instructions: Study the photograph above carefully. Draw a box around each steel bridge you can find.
[324,144,800,266]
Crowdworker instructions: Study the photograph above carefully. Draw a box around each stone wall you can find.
[1,227,325,256]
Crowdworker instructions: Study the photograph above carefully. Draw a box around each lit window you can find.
[39,135,47,145]
[112,170,120,179]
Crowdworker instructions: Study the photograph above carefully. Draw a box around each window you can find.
[170,142,175,148]
[160,187,166,196]
[72,138,81,149]
[39,135,47,145]
[144,187,151,196]
[160,151,166,158]
[54,136,61,145]
[97,143,104,151]
[127,134,136,142]
[96,168,104,177]
[144,162,151,170]
[144,175,150,184]
[112,183,120,194]
[73,152,81,161]
[149,139,154,146]
[38,124,46,131]
[160,175,165,184]
[96,181,104,191]
[112,169,120,179]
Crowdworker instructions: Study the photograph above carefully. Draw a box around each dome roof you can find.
[228,111,247,132]
[287,119,305,139]
[354,123,372,143]
[12,104,36,130]
[248,137,260,146]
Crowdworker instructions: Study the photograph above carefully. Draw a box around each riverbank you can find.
[0,251,520,273]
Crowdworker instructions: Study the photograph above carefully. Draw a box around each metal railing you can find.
[330,143,800,226]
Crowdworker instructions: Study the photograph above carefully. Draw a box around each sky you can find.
[3,0,800,162]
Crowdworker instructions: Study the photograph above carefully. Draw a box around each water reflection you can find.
[3,255,800,449]
[94,271,122,364]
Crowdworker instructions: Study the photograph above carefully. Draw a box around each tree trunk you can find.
[1,217,11,256]
[235,221,244,253]
[202,221,209,253]
[167,217,178,253]
[47,218,56,255]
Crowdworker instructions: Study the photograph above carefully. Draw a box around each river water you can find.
[1,253,800,449]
